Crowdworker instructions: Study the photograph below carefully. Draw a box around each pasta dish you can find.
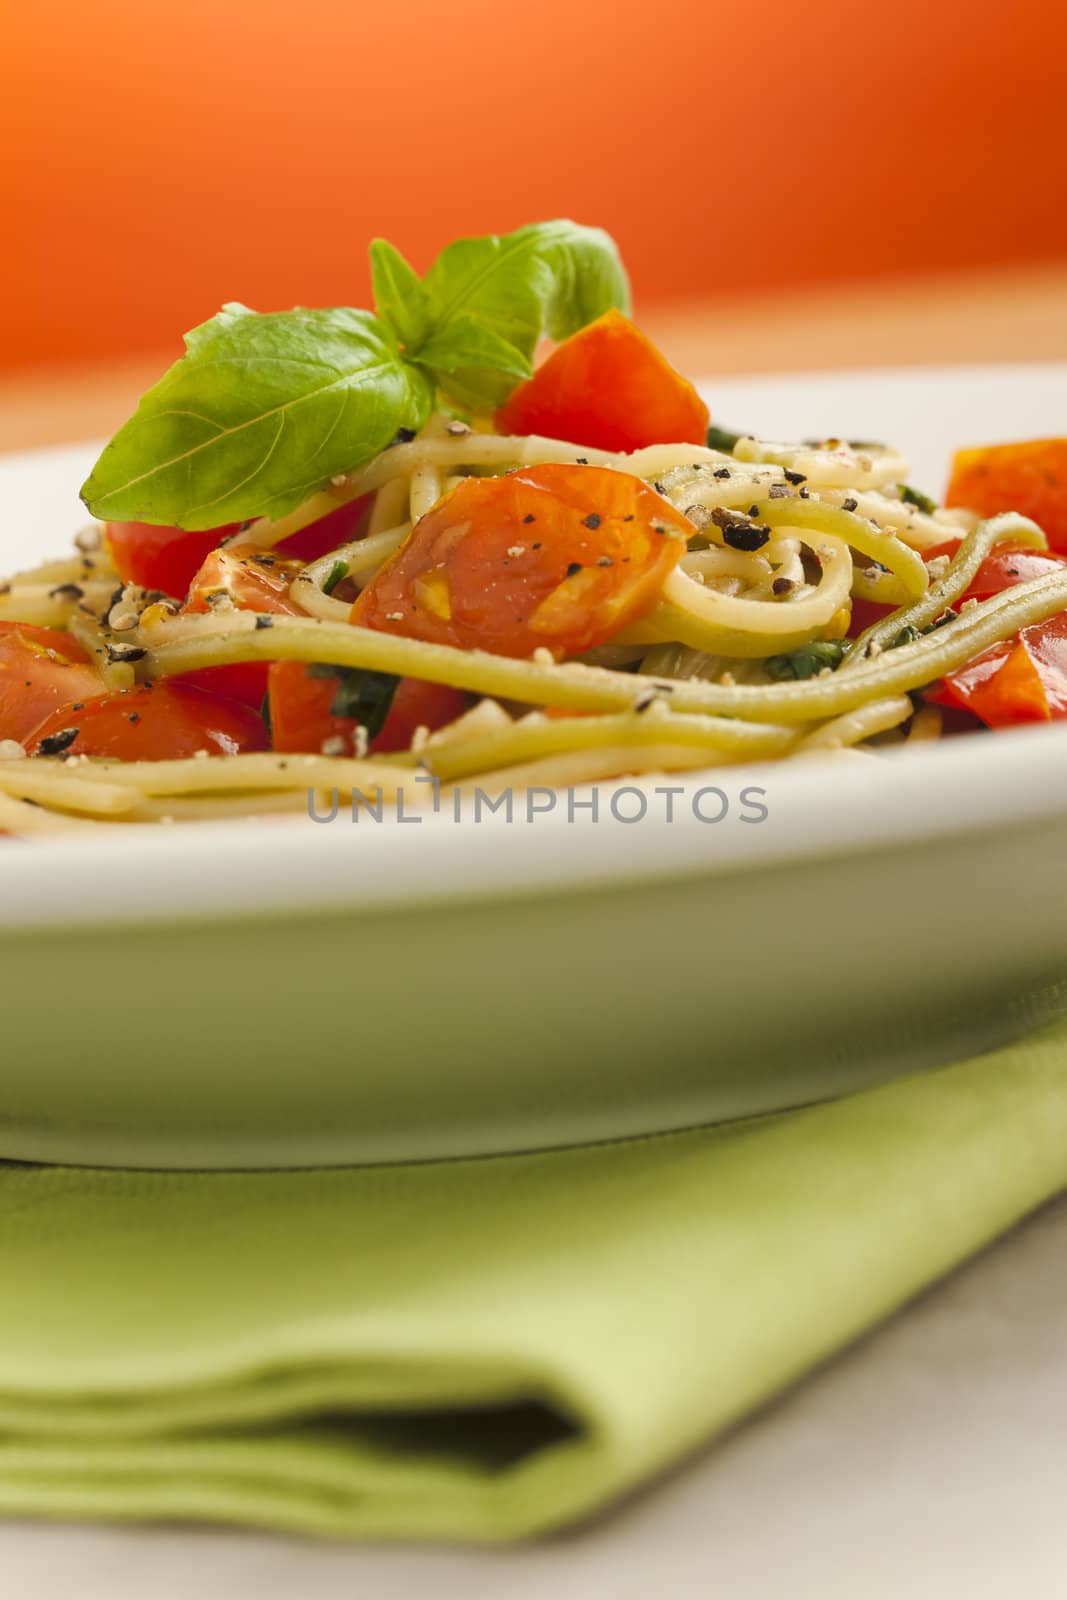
[1,221,1065,835]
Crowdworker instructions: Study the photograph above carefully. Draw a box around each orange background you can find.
[3,0,1066,374]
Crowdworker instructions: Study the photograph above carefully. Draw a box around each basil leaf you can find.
[416,315,533,381]
[81,305,432,530]
[418,220,629,407]
[307,663,399,738]
[765,640,850,680]
[369,238,433,351]
[414,315,534,413]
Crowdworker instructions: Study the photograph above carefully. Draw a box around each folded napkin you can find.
[2,1021,1067,1544]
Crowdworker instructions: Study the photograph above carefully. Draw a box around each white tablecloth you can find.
[5,1195,1066,1599]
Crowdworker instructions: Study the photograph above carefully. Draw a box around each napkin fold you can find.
[2,1021,1067,1544]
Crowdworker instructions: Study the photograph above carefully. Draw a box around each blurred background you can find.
[2,0,1066,447]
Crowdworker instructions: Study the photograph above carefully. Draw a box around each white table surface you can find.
[6,1193,1066,1599]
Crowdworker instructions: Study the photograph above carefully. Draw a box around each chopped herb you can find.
[523,513,536,524]
[260,692,272,736]
[766,640,850,680]
[898,483,938,515]
[712,467,731,480]
[705,423,743,453]
[322,560,349,596]
[254,614,274,630]
[890,608,958,651]
[783,469,806,485]
[575,456,589,465]
[307,663,399,738]
[566,561,582,577]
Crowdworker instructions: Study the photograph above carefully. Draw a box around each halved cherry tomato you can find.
[276,495,373,563]
[932,612,1067,728]
[0,621,104,744]
[178,543,307,707]
[267,662,465,757]
[27,681,270,760]
[183,544,306,617]
[106,496,371,601]
[495,311,709,454]
[352,464,689,659]
[106,521,240,598]
[946,440,1067,554]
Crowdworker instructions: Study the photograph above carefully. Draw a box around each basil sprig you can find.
[81,221,629,531]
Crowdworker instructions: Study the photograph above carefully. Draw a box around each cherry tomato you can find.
[495,310,710,454]
[178,543,307,707]
[27,681,270,760]
[106,496,373,604]
[946,440,1067,554]
[183,544,306,617]
[0,621,104,744]
[106,521,240,598]
[922,539,1067,602]
[352,464,689,659]
[933,612,1067,728]
[267,662,465,757]
[847,541,1067,640]
[276,495,373,563]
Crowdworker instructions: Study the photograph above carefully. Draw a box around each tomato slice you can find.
[27,681,270,760]
[352,464,689,659]
[268,662,465,757]
[0,621,104,745]
[945,439,1067,555]
[495,311,710,454]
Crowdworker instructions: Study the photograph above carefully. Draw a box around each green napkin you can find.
[2,1020,1067,1544]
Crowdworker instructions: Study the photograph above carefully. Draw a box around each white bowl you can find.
[2,364,1065,1168]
